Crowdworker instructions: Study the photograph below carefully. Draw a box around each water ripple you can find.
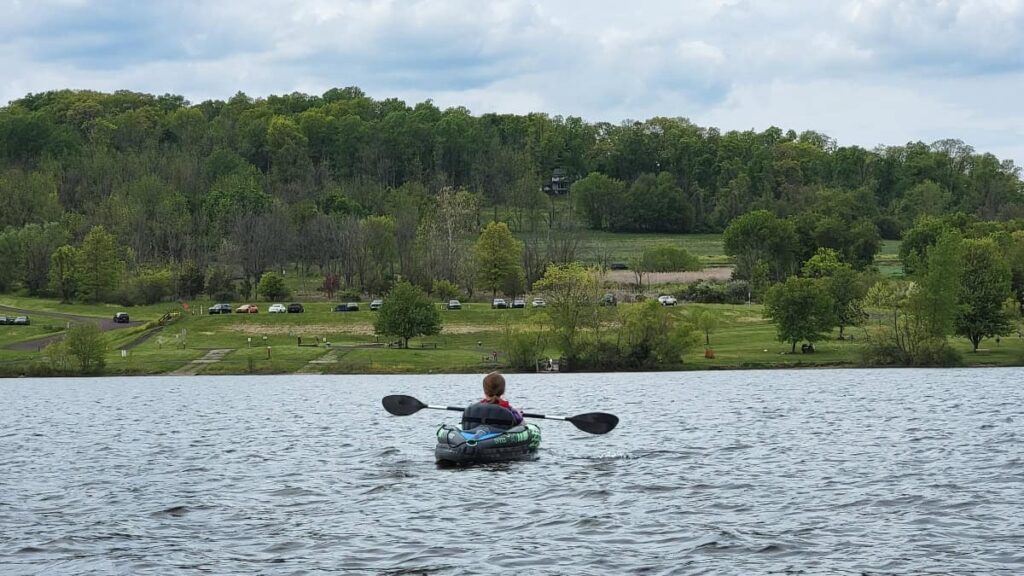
[2,369,1023,574]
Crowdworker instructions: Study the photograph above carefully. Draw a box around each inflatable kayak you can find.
[435,422,541,465]
[434,401,541,465]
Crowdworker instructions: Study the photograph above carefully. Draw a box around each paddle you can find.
[381,394,619,435]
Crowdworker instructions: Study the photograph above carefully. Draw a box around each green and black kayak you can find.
[434,401,541,465]
[435,422,542,465]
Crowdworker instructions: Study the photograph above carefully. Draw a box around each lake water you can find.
[1,369,1022,575]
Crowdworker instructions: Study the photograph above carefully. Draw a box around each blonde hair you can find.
[482,372,506,401]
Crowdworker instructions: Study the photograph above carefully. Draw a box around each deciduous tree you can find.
[374,281,442,348]
[475,221,524,297]
[763,276,834,353]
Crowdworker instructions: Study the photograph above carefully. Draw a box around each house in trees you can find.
[542,168,571,196]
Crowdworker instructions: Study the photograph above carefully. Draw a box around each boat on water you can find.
[434,402,541,465]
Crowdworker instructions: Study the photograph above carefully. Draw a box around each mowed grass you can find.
[5,293,1018,376]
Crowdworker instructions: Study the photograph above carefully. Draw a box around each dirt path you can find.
[1,305,144,352]
[168,349,233,376]
[298,350,340,374]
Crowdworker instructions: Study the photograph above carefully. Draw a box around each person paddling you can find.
[480,371,523,425]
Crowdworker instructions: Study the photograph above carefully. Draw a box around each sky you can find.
[2,0,1024,166]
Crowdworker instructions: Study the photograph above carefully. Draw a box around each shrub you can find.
[680,280,750,304]
[339,288,362,302]
[257,271,290,301]
[64,323,107,373]
[502,323,546,372]
[432,279,461,302]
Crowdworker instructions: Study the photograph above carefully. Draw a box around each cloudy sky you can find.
[2,0,1023,165]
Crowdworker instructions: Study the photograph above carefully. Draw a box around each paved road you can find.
[1,305,145,352]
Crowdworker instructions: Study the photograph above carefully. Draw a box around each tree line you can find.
[751,214,1024,364]
[1,87,1023,306]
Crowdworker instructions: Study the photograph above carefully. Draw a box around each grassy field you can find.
[3,292,1021,376]
[0,231,920,376]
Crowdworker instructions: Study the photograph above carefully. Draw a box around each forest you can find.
[1,87,1023,306]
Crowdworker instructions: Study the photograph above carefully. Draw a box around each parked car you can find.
[512,298,526,308]
[609,262,628,270]
[531,298,547,308]
[113,312,130,323]
[208,303,233,315]
[287,303,304,313]
[13,316,30,325]
[657,295,678,306]
[334,303,360,312]
[600,293,617,306]
[268,303,287,314]
[235,304,259,314]
[0,316,9,325]
[370,299,383,311]
[491,298,508,309]
[447,299,462,310]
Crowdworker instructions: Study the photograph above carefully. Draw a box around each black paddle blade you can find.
[382,395,426,416]
[567,412,619,434]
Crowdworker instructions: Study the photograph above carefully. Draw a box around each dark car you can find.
[12,316,30,325]
[334,303,359,312]
[113,312,130,323]
[609,262,628,270]
[287,303,304,313]
[208,303,233,315]
[0,316,8,325]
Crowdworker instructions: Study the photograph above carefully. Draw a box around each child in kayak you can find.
[482,371,523,425]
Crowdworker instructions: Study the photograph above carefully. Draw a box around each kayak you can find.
[435,422,541,465]
[434,399,540,464]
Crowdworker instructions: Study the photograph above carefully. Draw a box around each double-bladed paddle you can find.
[381,394,619,435]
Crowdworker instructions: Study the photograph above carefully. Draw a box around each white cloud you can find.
[1,0,1023,165]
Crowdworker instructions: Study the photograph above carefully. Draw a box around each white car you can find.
[657,295,678,306]
[531,298,547,308]
[268,303,287,313]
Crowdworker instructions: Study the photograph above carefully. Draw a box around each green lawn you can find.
[4,293,1021,376]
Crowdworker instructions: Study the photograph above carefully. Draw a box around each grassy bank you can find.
[3,294,1022,376]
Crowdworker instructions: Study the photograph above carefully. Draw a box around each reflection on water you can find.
[1,369,1022,574]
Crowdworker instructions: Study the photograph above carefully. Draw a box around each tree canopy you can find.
[374,281,442,348]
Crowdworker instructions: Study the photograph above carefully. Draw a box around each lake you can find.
[1,369,1022,575]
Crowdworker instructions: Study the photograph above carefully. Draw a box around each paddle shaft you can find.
[425,404,568,422]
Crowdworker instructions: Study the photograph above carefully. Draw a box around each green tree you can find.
[571,172,625,230]
[432,279,460,302]
[48,245,78,302]
[257,271,290,301]
[899,215,958,275]
[75,225,123,302]
[533,263,601,362]
[763,276,834,352]
[374,281,442,348]
[474,221,525,297]
[618,299,700,368]
[955,237,1013,351]
[863,234,964,366]
[64,322,107,373]
[19,222,69,294]
[724,210,798,283]
[695,309,720,347]
[0,228,21,292]
[802,248,867,339]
